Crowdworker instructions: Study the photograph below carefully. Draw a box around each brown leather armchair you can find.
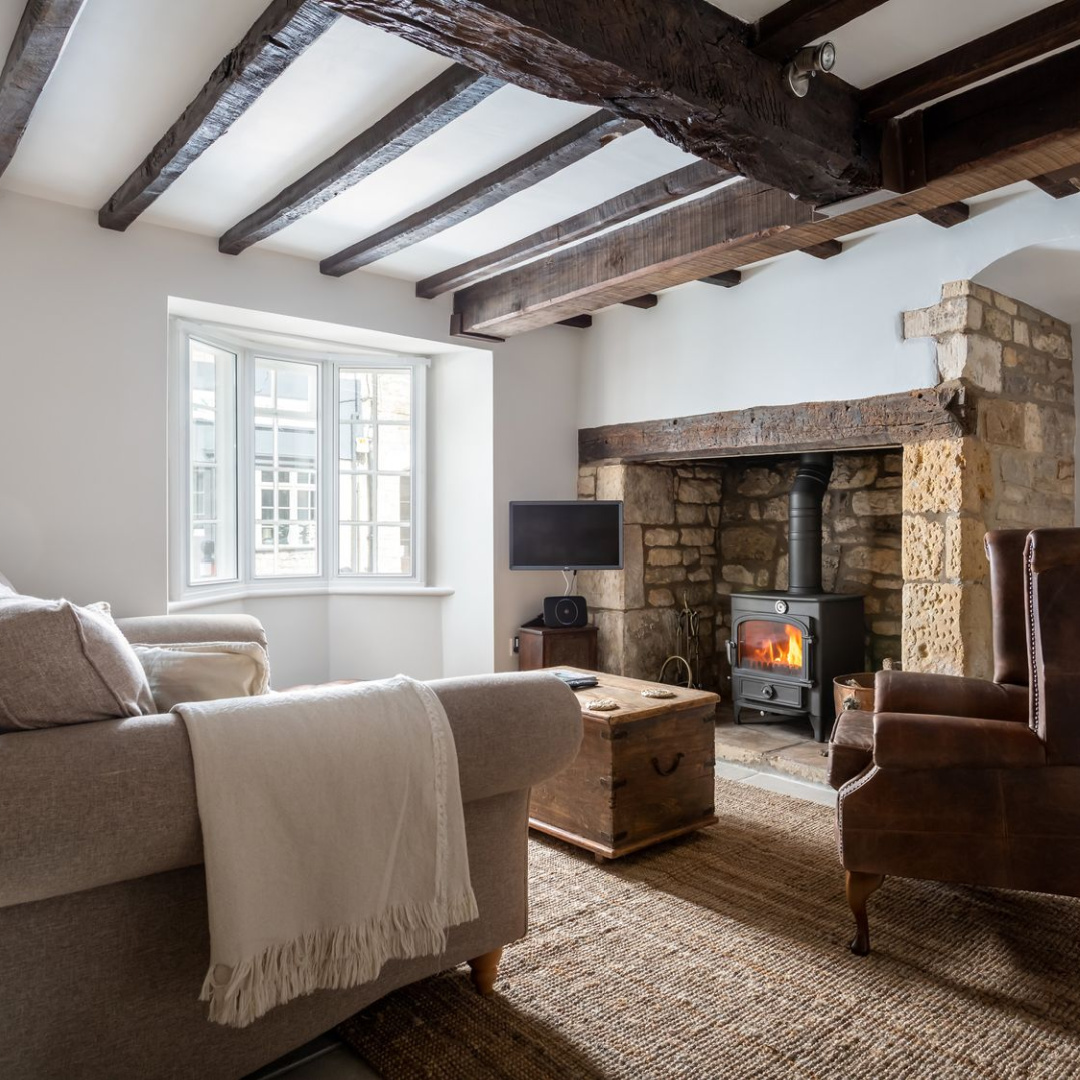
[829,528,1080,955]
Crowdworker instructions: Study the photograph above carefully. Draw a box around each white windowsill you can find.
[168,585,454,612]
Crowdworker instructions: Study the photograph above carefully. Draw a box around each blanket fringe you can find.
[201,890,480,1028]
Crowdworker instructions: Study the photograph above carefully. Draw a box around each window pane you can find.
[377,371,411,421]
[188,339,237,585]
[339,371,374,421]
[376,474,410,522]
[340,474,371,523]
[378,425,410,472]
[376,525,411,575]
[254,357,318,578]
[339,525,372,574]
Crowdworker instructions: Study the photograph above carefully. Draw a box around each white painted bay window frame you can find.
[169,318,430,604]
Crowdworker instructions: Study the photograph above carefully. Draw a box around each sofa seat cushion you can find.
[0,595,155,731]
[828,709,875,790]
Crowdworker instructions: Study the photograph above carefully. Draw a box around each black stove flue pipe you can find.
[788,452,834,594]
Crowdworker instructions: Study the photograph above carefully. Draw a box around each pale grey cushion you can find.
[0,595,156,731]
[0,571,14,599]
[132,641,271,711]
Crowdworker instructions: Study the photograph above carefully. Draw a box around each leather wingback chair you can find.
[830,528,1080,955]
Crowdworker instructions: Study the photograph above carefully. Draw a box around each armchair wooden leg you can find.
[846,870,884,956]
[467,946,504,996]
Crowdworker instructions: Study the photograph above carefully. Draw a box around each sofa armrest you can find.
[115,613,267,648]
[430,671,582,802]
[873,712,1045,770]
[875,670,1028,723]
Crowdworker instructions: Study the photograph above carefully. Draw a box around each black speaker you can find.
[543,595,588,628]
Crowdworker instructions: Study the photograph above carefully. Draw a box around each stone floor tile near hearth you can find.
[765,740,830,784]
[739,770,837,808]
[714,761,760,781]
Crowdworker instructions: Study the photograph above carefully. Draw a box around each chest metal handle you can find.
[652,752,684,777]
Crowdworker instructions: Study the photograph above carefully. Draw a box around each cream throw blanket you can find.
[176,676,479,1028]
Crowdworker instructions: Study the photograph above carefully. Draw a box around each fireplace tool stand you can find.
[657,596,702,689]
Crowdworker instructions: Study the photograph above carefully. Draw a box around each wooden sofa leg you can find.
[846,870,884,956]
[468,947,504,996]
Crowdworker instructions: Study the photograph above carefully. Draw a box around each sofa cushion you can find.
[0,595,156,731]
[0,571,14,599]
[133,641,271,711]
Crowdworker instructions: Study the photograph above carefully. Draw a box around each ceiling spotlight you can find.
[785,41,836,98]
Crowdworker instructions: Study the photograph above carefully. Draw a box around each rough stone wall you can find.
[901,281,1075,677]
[577,462,722,689]
[715,452,902,691]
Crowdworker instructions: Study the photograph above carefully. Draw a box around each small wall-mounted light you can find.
[785,41,836,98]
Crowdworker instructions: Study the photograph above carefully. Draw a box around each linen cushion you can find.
[132,641,271,712]
[0,595,156,731]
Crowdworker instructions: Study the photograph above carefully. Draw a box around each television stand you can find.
[518,624,598,671]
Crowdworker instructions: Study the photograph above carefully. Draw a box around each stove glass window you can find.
[737,620,804,676]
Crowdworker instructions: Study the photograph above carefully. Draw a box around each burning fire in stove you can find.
[740,621,804,673]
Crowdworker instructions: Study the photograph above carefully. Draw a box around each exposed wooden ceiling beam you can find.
[621,295,658,309]
[801,239,843,259]
[320,111,639,276]
[449,312,504,342]
[920,44,1080,184]
[0,0,86,179]
[861,0,1080,123]
[700,271,743,288]
[919,202,969,228]
[219,66,502,255]
[1029,163,1080,199]
[753,1,889,62]
[98,0,337,232]
[414,161,731,298]
[558,315,593,328]
[318,0,879,204]
[447,123,1080,337]
[453,180,816,334]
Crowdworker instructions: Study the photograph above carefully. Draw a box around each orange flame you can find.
[743,622,803,671]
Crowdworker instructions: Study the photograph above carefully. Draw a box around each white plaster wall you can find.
[577,184,1080,428]
[0,190,575,684]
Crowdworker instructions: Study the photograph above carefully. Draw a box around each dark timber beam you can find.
[700,271,743,288]
[453,180,817,335]
[919,202,969,228]
[579,383,972,464]
[1030,164,1080,199]
[318,0,879,204]
[0,0,86,179]
[99,0,337,231]
[321,111,639,276]
[921,44,1080,185]
[414,161,730,298]
[449,313,504,342]
[862,0,1080,122]
[220,66,503,254]
[802,239,843,259]
[753,1,889,62]
[558,315,593,328]
[621,295,658,309]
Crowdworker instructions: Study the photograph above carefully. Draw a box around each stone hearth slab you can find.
[714,709,827,782]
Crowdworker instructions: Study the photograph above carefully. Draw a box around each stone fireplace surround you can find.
[576,281,1075,697]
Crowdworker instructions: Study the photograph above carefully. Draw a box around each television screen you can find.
[509,501,623,570]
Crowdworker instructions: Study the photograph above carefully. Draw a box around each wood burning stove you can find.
[726,453,864,742]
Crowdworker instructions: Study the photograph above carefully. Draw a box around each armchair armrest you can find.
[115,613,267,648]
[873,712,1045,770]
[875,670,1028,723]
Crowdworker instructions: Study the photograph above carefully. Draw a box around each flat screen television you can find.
[509,501,623,570]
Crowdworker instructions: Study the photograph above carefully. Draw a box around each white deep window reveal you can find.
[170,320,427,600]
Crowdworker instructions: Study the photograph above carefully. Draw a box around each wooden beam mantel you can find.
[99,0,337,231]
[219,65,503,255]
[578,382,973,465]
[318,0,879,204]
[0,0,86,180]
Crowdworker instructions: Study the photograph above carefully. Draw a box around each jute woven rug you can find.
[338,778,1080,1079]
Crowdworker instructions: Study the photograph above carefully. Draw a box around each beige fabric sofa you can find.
[0,613,582,1080]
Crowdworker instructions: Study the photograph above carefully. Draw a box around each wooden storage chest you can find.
[529,670,719,860]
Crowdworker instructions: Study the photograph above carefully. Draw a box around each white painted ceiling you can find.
[0,0,1069,284]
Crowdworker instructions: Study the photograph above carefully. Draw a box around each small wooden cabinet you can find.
[518,624,598,671]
